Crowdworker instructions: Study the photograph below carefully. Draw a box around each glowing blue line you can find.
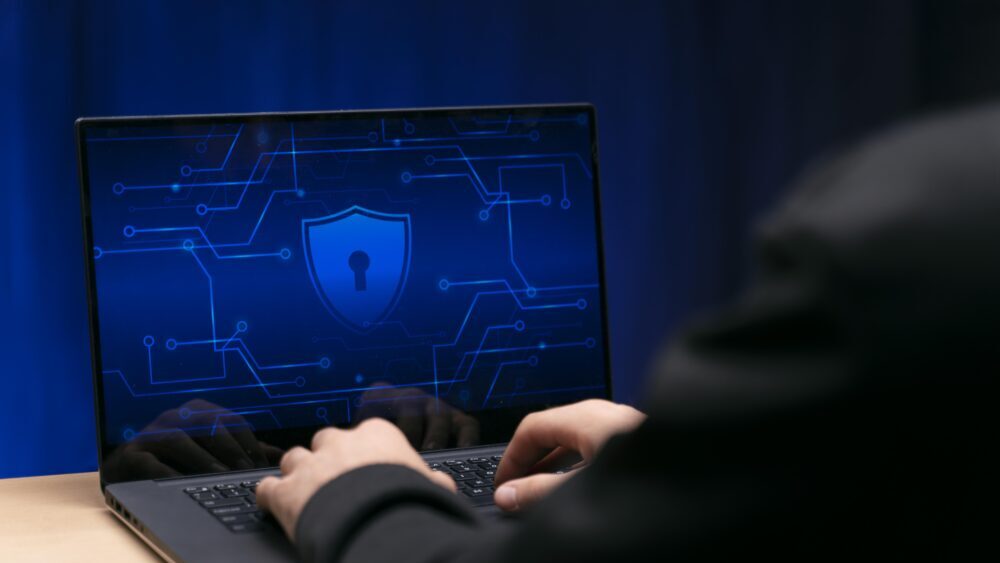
[298,134,370,142]
[189,250,218,350]
[247,379,469,400]
[446,324,516,394]
[190,397,349,415]
[257,361,323,370]
[191,124,243,173]
[436,153,592,179]
[495,198,546,205]
[444,279,507,287]
[507,196,530,288]
[214,252,284,260]
[482,359,531,408]
[463,340,589,357]
[409,173,468,179]
[171,339,222,347]
[408,172,493,202]
[448,115,512,135]
[104,370,296,398]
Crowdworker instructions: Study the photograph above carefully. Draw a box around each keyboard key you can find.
[201,497,247,508]
[217,513,257,524]
[444,459,464,466]
[464,487,492,497]
[466,457,488,464]
[240,480,260,488]
[210,504,258,516]
[229,522,262,533]
[214,483,238,491]
[469,479,489,488]
[450,465,474,473]
[428,463,442,470]
[184,486,210,494]
[191,492,218,502]
[220,488,250,498]
[482,470,496,479]
[491,455,503,462]
[450,472,477,481]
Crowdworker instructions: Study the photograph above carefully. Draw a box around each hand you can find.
[256,418,456,540]
[494,399,645,512]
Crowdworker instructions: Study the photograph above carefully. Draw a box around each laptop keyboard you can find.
[184,480,265,533]
[427,455,502,505]
[185,455,503,533]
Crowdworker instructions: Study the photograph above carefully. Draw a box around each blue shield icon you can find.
[302,206,412,332]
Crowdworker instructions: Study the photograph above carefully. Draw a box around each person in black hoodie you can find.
[257,104,1000,562]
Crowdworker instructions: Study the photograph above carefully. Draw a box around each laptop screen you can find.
[78,105,611,483]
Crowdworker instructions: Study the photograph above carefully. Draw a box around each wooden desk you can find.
[0,472,159,562]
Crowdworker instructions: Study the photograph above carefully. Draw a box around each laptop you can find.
[75,104,612,562]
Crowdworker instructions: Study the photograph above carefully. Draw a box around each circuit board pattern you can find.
[83,110,607,444]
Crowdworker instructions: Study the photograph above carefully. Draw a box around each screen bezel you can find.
[75,103,613,488]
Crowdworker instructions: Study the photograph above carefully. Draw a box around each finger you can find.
[494,472,571,512]
[311,426,343,451]
[280,446,311,475]
[530,446,583,474]
[356,416,405,437]
[255,476,281,512]
[495,409,582,484]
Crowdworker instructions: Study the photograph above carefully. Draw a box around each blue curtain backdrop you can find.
[0,0,943,477]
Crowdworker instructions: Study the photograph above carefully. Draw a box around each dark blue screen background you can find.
[83,109,607,444]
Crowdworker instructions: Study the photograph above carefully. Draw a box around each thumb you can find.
[494,472,571,512]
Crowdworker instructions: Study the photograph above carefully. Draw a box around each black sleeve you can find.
[294,107,1000,562]
[294,464,489,562]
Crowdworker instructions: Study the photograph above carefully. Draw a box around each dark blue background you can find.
[3,0,996,477]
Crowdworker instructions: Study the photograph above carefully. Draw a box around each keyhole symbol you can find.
[349,250,370,291]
